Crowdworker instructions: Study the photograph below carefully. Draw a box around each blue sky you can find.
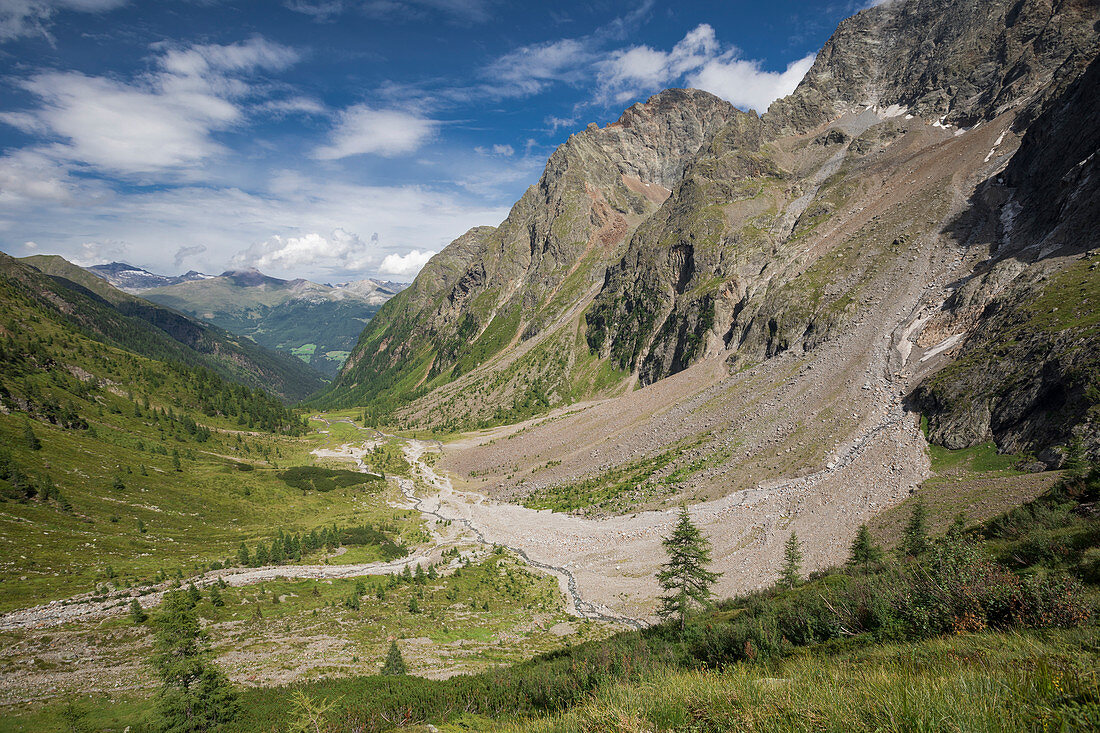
[0,0,871,282]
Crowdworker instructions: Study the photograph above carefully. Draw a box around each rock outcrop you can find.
[327,0,1100,463]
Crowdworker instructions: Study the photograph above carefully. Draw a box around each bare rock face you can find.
[914,52,1100,463]
[766,0,1100,135]
[329,0,1100,464]
[333,89,736,412]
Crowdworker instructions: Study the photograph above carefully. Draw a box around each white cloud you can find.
[0,0,127,42]
[488,38,594,97]
[481,23,815,115]
[237,228,374,272]
[687,54,817,113]
[0,148,110,204]
[598,24,718,103]
[595,24,813,112]
[378,248,435,277]
[0,175,510,279]
[0,37,300,177]
[313,105,439,159]
[474,143,514,157]
[258,96,326,116]
[70,239,128,266]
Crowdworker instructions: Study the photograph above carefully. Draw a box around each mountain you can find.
[138,268,407,378]
[324,0,1100,475]
[86,261,214,291]
[13,254,325,402]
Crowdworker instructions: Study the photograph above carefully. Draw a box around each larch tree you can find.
[656,506,721,632]
[847,524,883,566]
[780,532,803,589]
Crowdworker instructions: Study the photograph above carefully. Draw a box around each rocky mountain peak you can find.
[578,88,739,190]
[766,0,1100,136]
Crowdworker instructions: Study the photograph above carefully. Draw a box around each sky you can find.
[0,0,874,283]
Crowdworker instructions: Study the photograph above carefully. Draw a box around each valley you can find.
[0,0,1098,729]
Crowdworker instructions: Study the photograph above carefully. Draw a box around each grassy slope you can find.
[13,254,325,402]
[141,276,382,379]
[0,260,415,610]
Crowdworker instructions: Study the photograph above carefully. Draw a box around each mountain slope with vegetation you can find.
[140,269,403,378]
[14,255,325,402]
[325,0,1099,469]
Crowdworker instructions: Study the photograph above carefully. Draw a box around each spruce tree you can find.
[780,532,803,589]
[902,499,929,557]
[847,524,882,566]
[130,599,148,624]
[380,640,406,676]
[209,585,224,608]
[152,591,239,731]
[23,420,41,451]
[655,506,720,631]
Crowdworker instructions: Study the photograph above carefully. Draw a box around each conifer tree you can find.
[780,532,803,589]
[903,499,929,557]
[152,591,239,731]
[23,420,41,451]
[130,598,148,624]
[847,524,882,566]
[656,506,720,631]
[380,641,406,676]
[209,585,224,608]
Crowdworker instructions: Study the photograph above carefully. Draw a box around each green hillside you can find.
[14,255,325,402]
[141,273,386,378]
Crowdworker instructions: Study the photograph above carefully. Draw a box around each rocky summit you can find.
[327,0,1100,473]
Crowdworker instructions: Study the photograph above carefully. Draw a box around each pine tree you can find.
[187,583,202,605]
[23,420,41,451]
[408,597,419,613]
[380,641,406,676]
[209,585,224,608]
[780,532,803,589]
[902,499,929,557]
[130,598,148,624]
[237,543,250,567]
[655,506,721,631]
[847,524,882,566]
[152,590,240,731]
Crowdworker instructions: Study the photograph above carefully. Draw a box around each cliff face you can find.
[765,0,1100,135]
[328,0,1100,463]
[914,52,1100,463]
[330,89,737,417]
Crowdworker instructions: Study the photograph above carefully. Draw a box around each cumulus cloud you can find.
[236,228,374,271]
[378,248,435,277]
[0,36,300,177]
[595,24,813,112]
[687,54,817,113]
[313,105,439,159]
[482,23,814,115]
[597,24,719,103]
[0,0,128,42]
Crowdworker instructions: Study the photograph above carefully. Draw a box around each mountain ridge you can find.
[324,0,1100,471]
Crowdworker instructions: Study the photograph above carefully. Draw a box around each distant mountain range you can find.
[13,254,325,402]
[86,262,406,378]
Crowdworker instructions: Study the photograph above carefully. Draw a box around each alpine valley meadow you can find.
[2,0,1100,731]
